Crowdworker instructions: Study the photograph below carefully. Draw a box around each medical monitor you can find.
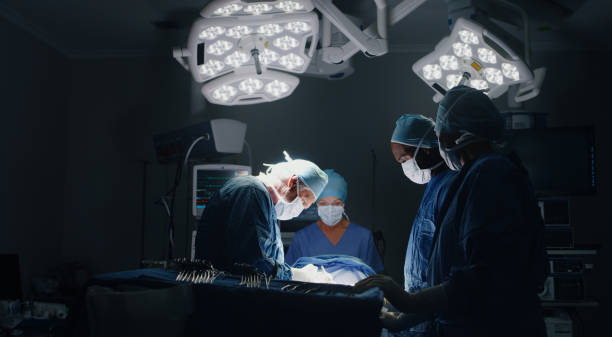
[192,164,251,218]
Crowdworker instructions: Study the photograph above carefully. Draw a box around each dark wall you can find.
[61,57,157,273]
[525,50,612,336]
[0,17,69,295]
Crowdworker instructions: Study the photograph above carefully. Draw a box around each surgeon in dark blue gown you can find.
[195,154,328,280]
[389,114,457,337]
[355,86,546,337]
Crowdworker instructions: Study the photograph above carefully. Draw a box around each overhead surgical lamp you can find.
[413,0,546,103]
[174,0,432,106]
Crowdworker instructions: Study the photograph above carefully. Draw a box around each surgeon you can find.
[388,114,457,336]
[355,86,546,337]
[195,152,328,280]
[285,169,384,273]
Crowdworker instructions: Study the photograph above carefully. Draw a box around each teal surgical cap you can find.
[317,169,347,203]
[390,114,438,148]
[435,85,504,141]
[285,159,328,199]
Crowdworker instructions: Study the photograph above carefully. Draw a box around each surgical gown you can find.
[402,168,456,336]
[427,152,546,337]
[285,222,384,273]
[194,176,292,280]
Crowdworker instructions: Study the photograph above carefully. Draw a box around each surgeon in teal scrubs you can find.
[285,169,384,273]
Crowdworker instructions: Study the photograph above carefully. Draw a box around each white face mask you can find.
[401,138,443,184]
[438,134,482,171]
[439,145,462,171]
[274,181,305,221]
[402,152,432,184]
[318,205,344,226]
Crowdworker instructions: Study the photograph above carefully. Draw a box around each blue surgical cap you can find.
[435,85,504,141]
[390,114,438,148]
[287,159,328,199]
[317,169,347,203]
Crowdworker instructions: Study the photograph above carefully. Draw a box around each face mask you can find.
[439,145,463,171]
[438,135,481,171]
[274,181,305,221]
[401,133,442,184]
[318,206,344,226]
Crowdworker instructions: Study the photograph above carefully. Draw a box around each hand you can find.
[379,311,405,332]
[354,275,408,310]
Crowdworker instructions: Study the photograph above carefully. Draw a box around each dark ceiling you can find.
[0,0,609,58]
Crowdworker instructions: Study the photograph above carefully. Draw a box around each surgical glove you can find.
[291,264,335,284]
[354,275,407,309]
[380,312,433,332]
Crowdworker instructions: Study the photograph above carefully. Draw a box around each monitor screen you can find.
[192,164,251,218]
[504,127,595,196]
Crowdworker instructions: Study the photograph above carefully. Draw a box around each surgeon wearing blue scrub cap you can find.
[285,169,384,273]
[195,152,328,281]
[355,86,546,337]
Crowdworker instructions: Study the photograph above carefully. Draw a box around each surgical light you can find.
[224,51,250,68]
[452,42,472,58]
[259,49,280,65]
[470,79,488,90]
[446,74,462,89]
[207,40,233,56]
[502,63,520,81]
[184,9,318,86]
[265,80,291,97]
[201,0,314,18]
[257,23,284,36]
[285,21,311,33]
[244,3,273,15]
[276,1,304,12]
[212,84,238,102]
[412,17,533,101]
[279,53,305,70]
[238,78,264,94]
[439,55,458,71]
[200,59,225,76]
[422,64,442,81]
[176,0,422,105]
[199,26,225,40]
[477,48,496,64]
[213,3,243,16]
[458,29,479,45]
[226,25,252,39]
[202,69,299,105]
[483,67,503,85]
[273,36,300,51]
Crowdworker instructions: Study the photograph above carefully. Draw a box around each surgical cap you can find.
[390,114,438,148]
[317,169,348,203]
[435,85,504,141]
[274,158,328,199]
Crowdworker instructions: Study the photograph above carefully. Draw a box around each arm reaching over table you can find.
[354,274,448,314]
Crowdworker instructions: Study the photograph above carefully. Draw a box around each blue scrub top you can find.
[285,222,384,273]
[427,153,546,337]
[195,176,292,280]
[404,168,456,293]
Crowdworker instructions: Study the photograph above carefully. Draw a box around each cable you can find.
[183,136,207,169]
[244,140,253,169]
[160,196,171,216]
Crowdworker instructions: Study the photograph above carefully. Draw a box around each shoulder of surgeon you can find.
[466,152,527,183]
[349,223,374,236]
[219,175,270,200]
